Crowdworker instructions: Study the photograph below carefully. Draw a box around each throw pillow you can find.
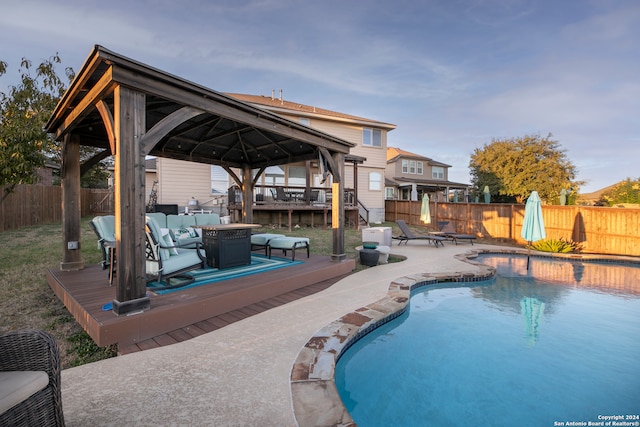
[162,231,179,256]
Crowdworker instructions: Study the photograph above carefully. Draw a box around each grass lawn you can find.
[1,218,407,368]
[0,218,117,368]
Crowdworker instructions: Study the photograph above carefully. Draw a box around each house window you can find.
[211,165,229,195]
[369,172,382,190]
[385,187,395,200]
[402,160,423,175]
[432,166,444,179]
[299,118,310,126]
[362,128,382,147]
[287,166,306,186]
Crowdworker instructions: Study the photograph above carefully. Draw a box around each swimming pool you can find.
[335,254,640,426]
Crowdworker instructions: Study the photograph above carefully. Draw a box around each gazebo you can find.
[45,45,355,316]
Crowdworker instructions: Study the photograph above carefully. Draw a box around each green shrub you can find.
[530,237,583,253]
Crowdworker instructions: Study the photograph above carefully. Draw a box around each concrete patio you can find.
[60,243,499,426]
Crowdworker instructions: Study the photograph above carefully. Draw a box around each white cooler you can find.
[362,227,392,247]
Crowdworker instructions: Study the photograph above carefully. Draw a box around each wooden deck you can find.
[46,254,355,354]
[229,204,362,230]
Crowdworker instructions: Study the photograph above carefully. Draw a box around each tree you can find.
[1,54,110,197]
[601,178,640,206]
[469,134,581,204]
[0,54,73,194]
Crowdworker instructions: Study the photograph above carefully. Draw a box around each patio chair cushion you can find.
[0,371,49,414]
[251,233,286,255]
[152,248,204,276]
[267,237,310,261]
[251,233,286,246]
[0,330,65,426]
[92,215,115,242]
[166,215,185,229]
[146,212,167,228]
[194,213,220,225]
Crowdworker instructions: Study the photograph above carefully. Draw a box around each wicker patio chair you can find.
[0,329,65,426]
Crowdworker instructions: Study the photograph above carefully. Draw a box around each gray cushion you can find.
[0,371,49,414]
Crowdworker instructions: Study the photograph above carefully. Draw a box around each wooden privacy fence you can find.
[0,185,113,232]
[386,200,640,257]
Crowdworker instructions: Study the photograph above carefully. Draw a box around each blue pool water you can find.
[335,255,640,426]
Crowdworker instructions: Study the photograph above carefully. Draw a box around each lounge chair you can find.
[393,220,445,247]
[437,221,477,245]
[145,216,206,290]
[0,330,65,427]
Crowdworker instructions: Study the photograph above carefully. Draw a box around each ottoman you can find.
[267,237,310,261]
[251,233,286,255]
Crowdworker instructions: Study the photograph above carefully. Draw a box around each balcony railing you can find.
[228,185,356,208]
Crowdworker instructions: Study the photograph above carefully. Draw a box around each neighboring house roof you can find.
[226,93,396,131]
[388,176,469,189]
[386,147,451,168]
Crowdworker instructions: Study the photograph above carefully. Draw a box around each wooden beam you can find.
[241,165,253,224]
[112,86,150,315]
[318,147,341,183]
[80,149,111,177]
[140,106,206,156]
[331,152,346,261]
[95,100,115,155]
[60,134,83,271]
[223,166,242,188]
[54,67,116,139]
[252,166,266,188]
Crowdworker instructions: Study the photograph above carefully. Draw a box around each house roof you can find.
[45,45,355,170]
[388,176,469,190]
[386,147,451,168]
[227,93,396,131]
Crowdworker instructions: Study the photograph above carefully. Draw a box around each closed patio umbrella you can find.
[521,191,546,269]
[420,194,431,224]
[483,186,491,203]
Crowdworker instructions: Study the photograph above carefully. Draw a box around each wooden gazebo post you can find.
[60,134,83,271]
[330,151,346,261]
[111,86,150,315]
[241,165,253,224]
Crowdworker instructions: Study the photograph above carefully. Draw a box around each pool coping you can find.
[289,248,640,426]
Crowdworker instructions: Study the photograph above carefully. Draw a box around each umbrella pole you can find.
[527,242,531,270]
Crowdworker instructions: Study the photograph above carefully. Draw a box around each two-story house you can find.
[385,147,469,202]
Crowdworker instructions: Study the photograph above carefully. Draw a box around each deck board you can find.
[47,253,354,353]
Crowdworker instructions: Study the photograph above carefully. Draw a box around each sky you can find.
[1,0,638,193]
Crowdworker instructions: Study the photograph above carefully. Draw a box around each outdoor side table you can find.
[199,224,260,269]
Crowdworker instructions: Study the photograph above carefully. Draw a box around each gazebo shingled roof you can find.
[45,45,355,315]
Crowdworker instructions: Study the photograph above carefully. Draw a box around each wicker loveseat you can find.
[0,330,65,426]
